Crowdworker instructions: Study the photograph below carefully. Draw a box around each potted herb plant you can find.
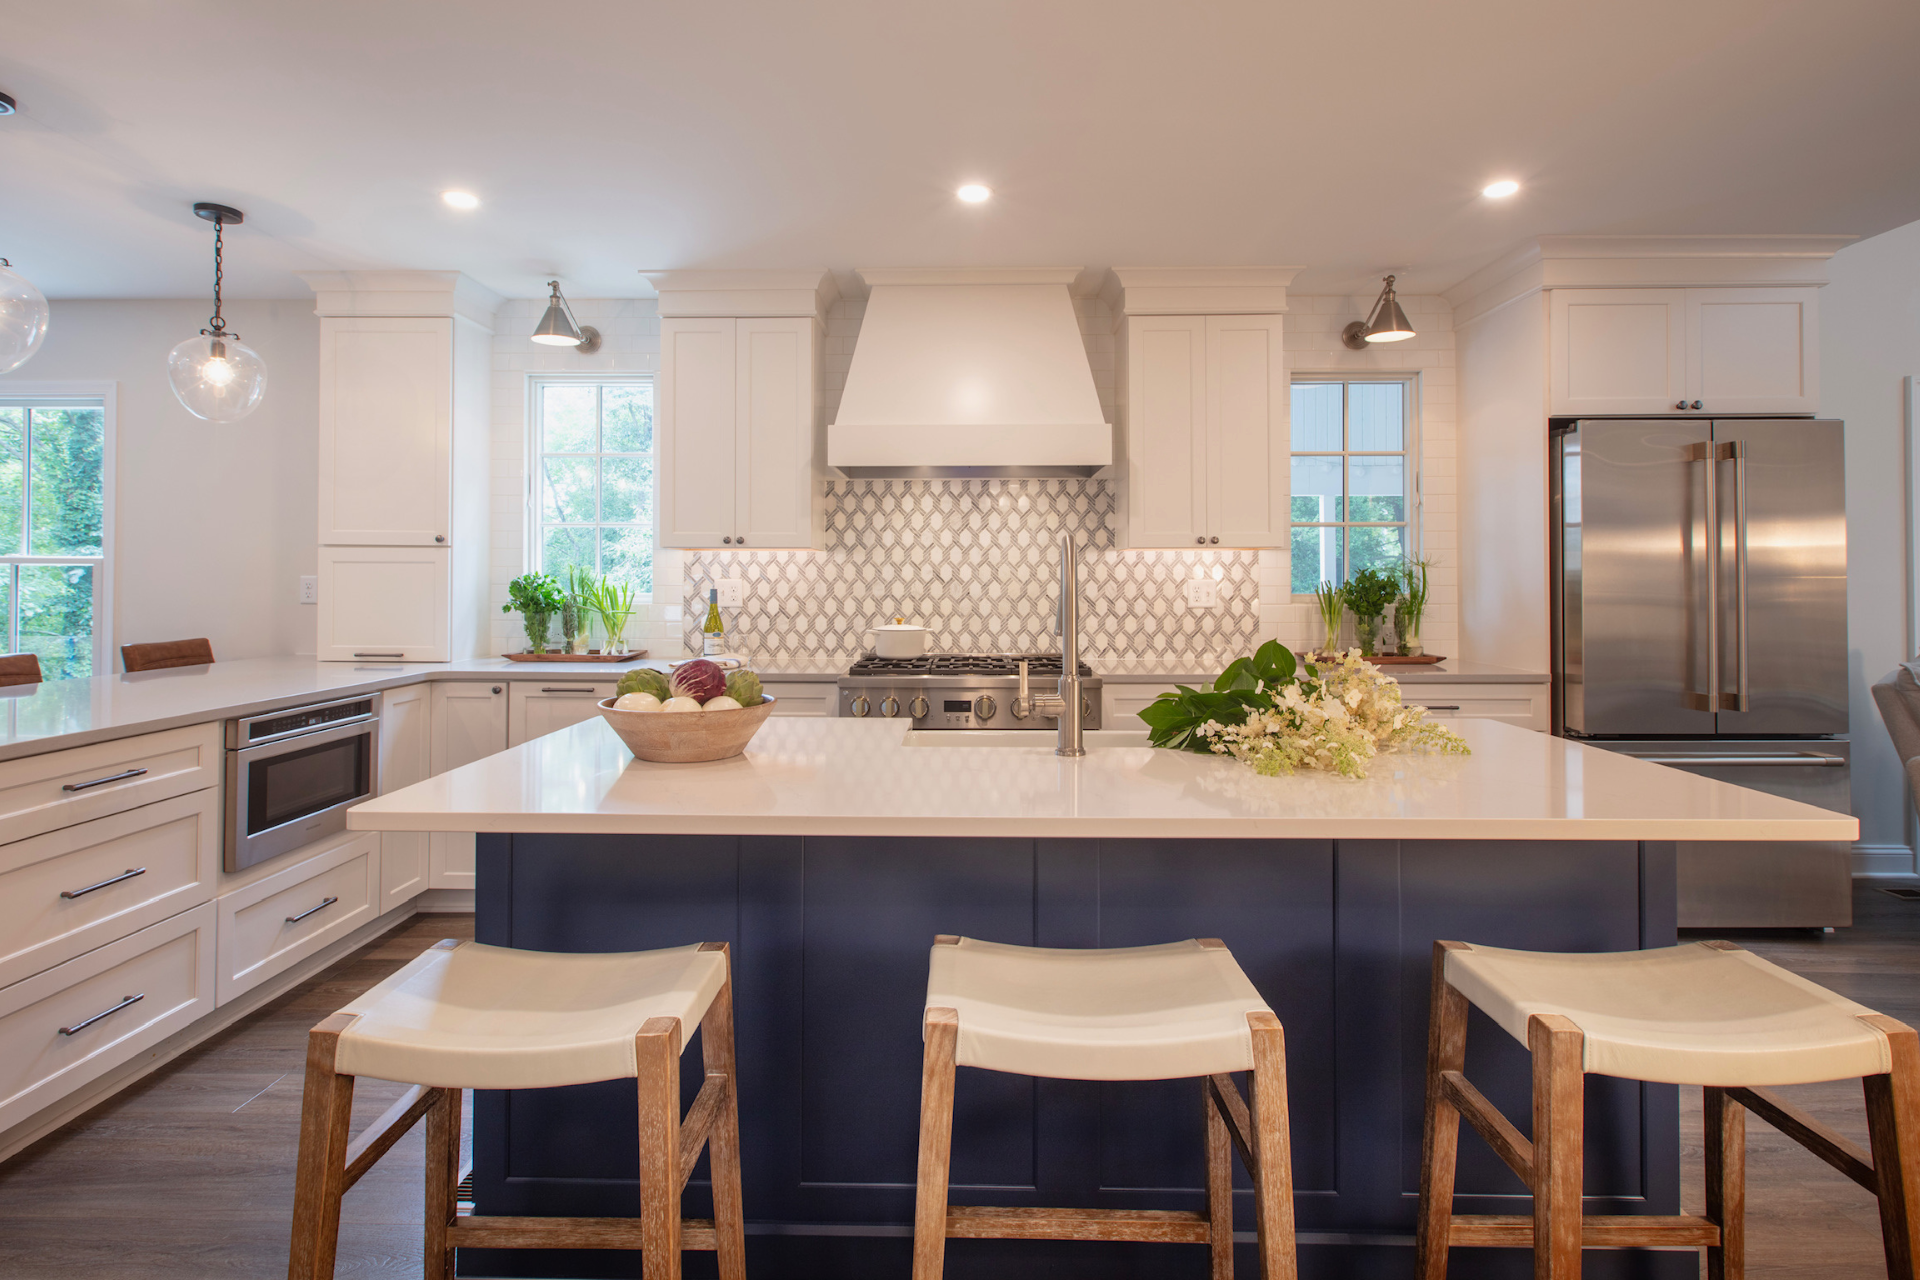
[1313,580,1345,656]
[593,577,638,655]
[1339,566,1400,657]
[1397,558,1432,657]
[503,572,564,654]
[560,565,596,655]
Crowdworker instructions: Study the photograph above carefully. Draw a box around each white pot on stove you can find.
[862,620,938,659]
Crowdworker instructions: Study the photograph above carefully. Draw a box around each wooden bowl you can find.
[597,696,778,763]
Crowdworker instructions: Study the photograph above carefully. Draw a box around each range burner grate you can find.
[846,652,1093,678]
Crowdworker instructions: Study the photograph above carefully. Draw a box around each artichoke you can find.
[616,668,672,702]
[725,669,765,708]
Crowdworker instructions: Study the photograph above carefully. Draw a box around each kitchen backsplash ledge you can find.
[683,478,1261,663]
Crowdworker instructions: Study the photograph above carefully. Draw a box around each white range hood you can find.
[828,268,1112,478]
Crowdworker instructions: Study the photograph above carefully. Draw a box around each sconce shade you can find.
[1341,275,1417,349]
[531,299,583,346]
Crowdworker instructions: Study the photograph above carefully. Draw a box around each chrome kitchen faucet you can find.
[1013,533,1086,756]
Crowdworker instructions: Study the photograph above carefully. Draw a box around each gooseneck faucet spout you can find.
[1014,533,1086,757]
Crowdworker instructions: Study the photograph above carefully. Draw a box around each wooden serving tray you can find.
[1305,652,1445,665]
[504,650,648,663]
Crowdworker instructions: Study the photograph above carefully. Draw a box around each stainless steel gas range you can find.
[837,654,1102,730]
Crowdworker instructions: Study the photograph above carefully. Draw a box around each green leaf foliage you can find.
[1139,641,1304,753]
[1340,566,1400,620]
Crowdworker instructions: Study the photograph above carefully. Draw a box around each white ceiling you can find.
[3,0,1917,302]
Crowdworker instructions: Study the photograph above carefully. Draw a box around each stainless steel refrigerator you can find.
[1551,417,1852,928]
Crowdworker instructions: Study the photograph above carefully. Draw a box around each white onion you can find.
[661,696,703,713]
[614,692,662,712]
[702,695,743,712]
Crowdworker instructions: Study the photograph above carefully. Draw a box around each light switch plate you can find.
[1184,578,1219,609]
[714,578,746,608]
[298,575,319,604]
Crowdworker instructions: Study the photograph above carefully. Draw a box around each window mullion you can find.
[19,408,31,558]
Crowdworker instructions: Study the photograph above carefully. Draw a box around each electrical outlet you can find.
[298,575,319,604]
[1184,578,1219,609]
[714,577,746,608]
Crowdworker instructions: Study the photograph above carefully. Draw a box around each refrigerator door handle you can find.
[1622,751,1847,768]
[1723,439,1751,713]
[1686,441,1719,712]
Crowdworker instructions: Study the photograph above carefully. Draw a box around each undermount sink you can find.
[900,729,1152,750]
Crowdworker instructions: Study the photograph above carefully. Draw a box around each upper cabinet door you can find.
[318,317,453,545]
[1204,315,1287,548]
[658,317,739,548]
[735,317,818,549]
[1686,288,1818,414]
[1124,315,1210,548]
[315,546,451,663]
[1549,290,1688,416]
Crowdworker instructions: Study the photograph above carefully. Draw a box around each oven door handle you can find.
[231,715,382,764]
[1623,751,1847,768]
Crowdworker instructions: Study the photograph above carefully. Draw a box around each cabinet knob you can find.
[434,534,445,543]
[1691,400,1703,410]
[736,536,745,545]
[1195,537,1205,545]
[491,686,502,694]
[723,536,732,544]
[1210,536,1219,544]
[1675,401,1689,411]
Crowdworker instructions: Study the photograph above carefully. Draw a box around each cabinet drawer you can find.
[0,901,216,1134]
[1403,683,1548,731]
[0,723,222,848]
[507,680,620,747]
[0,790,219,990]
[216,833,380,1005]
[759,682,834,717]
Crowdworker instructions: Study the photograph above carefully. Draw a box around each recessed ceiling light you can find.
[956,184,992,204]
[1482,180,1520,199]
[441,190,480,210]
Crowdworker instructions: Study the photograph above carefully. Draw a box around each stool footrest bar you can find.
[1447,1214,1721,1249]
[448,1216,718,1251]
[945,1205,1210,1244]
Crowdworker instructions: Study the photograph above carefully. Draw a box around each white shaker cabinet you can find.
[427,681,508,889]
[1118,313,1286,549]
[507,680,619,748]
[1549,287,1817,417]
[317,316,452,546]
[375,681,432,911]
[658,314,823,550]
[315,547,450,663]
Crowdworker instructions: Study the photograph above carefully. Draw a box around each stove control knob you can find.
[850,695,871,718]
[974,695,997,720]
[908,695,930,719]
[880,696,900,718]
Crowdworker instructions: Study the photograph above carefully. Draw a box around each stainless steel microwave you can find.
[224,693,381,872]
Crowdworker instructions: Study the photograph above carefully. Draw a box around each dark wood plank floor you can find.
[0,887,1915,1278]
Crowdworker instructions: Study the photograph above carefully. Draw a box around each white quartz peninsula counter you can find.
[347,715,1855,843]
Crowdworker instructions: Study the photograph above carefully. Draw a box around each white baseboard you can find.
[0,900,418,1167]
[1853,843,1918,878]
[415,889,475,912]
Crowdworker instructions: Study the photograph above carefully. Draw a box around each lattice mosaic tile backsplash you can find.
[682,479,1260,662]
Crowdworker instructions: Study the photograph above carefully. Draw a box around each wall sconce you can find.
[1341,275,1416,349]
[531,281,602,353]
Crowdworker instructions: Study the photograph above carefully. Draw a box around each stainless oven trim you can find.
[226,692,381,749]
[225,704,381,873]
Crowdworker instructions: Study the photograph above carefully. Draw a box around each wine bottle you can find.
[702,587,725,657]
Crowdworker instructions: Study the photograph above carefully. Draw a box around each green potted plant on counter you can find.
[504,572,564,654]
[1340,566,1400,657]
[1313,580,1344,656]
[1397,558,1432,657]
[560,565,597,654]
[593,577,638,655]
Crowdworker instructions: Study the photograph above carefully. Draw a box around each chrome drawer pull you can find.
[1418,705,1461,712]
[353,652,405,659]
[540,686,598,693]
[61,767,149,793]
[60,867,148,900]
[58,993,144,1036]
[285,896,339,925]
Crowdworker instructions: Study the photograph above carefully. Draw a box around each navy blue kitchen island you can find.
[463,832,1686,1280]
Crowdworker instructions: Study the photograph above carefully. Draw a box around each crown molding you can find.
[296,270,503,328]
[1102,267,1302,317]
[640,269,838,318]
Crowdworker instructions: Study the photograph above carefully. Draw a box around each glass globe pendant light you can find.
[167,203,267,421]
[0,257,50,375]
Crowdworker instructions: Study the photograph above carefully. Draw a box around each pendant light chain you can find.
[203,216,228,338]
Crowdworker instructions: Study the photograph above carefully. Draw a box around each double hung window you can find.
[531,379,656,596]
[0,399,106,679]
[1289,377,1417,594]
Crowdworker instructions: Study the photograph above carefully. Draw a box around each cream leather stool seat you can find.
[1445,940,1893,1086]
[1418,938,1920,1280]
[336,940,729,1090]
[928,936,1272,1081]
[287,939,745,1280]
[912,935,1297,1280]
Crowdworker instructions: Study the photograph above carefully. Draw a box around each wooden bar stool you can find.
[0,653,41,687]
[1417,938,1920,1280]
[912,935,1296,1280]
[121,637,214,672]
[287,938,746,1280]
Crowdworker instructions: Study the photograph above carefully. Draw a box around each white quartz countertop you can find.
[347,716,1857,843]
[1094,657,1548,685]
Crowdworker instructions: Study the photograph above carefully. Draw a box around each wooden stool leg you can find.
[1528,1014,1585,1280]
[287,1013,357,1280]
[699,947,748,1280]
[1704,1087,1745,1280]
[1205,1075,1234,1280]
[1863,1015,1920,1280]
[423,1087,461,1280]
[1417,942,1471,1280]
[637,1016,684,1280]
[913,1007,960,1280]
[1247,1010,1298,1280]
